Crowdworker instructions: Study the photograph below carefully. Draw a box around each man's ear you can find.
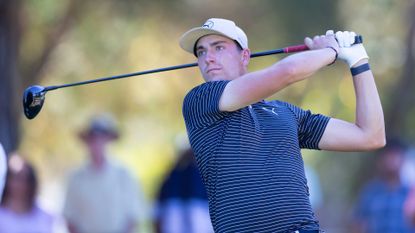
[241,49,251,66]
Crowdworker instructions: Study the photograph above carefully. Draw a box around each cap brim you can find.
[179,27,230,54]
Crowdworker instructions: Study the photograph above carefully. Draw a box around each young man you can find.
[180,18,385,232]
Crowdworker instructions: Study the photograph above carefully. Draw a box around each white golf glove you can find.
[326,30,369,67]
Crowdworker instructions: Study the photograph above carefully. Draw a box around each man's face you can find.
[378,148,404,176]
[195,34,249,82]
[84,133,112,162]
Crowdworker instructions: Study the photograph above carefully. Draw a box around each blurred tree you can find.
[0,0,84,154]
[267,0,341,41]
[0,0,21,154]
[0,0,343,154]
[385,0,415,137]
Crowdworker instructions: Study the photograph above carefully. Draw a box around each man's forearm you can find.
[352,60,386,147]
[219,47,336,112]
[278,47,336,84]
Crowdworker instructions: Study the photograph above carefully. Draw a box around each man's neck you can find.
[89,153,107,171]
[383,174,402,189]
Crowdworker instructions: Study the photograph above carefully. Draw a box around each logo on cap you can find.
[202,20,214,29]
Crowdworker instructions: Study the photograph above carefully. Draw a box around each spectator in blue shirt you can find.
[353,140,415,233]
[180,18,385,232]
[154,148,213,233]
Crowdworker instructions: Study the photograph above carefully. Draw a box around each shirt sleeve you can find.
[182,81,230,130]
[284,102,330,149]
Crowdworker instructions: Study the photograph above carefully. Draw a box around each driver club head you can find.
[23,85,47,119]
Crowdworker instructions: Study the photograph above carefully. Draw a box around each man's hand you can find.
[333,30,369,67]
[219,31,349,112]
[304,32,339,52]
[318,31,385,151]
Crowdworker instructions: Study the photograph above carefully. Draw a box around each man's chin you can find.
[204,74,226,82]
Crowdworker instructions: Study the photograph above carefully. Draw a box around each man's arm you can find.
[319,60,385,151]
[219,34,338,112]
[319,32,385,151]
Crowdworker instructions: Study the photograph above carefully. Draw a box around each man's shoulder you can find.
[182,81,230,122]
[186,81,210,93]
[184,81,230,101]
[108,160,136,180]
[68,163,88,177]
[364,179,410,193]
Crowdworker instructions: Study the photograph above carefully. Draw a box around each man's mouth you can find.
[206,67,221,74]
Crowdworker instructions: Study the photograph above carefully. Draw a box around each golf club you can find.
[23,35,362,119]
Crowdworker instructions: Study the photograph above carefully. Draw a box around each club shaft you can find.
[43,46,301,91]
[43,35,362,92]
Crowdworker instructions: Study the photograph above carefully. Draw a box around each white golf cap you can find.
[179,18,248,55]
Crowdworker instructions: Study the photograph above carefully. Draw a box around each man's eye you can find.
[216,46,224,51]
[197,50,206,57]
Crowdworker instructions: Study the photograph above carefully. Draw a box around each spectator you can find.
[63,113,144,233]
[353,140,415,233]
[0,154,55,233]
[154,147,213,233]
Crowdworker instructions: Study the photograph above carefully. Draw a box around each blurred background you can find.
[1,0,415,232]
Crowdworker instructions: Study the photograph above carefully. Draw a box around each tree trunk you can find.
[0,0,21,154]
[385,1,415,137]
[0,0,83,155]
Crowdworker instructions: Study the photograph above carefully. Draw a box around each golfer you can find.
[180,18,385,232]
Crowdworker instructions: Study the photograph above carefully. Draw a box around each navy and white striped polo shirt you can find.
[182,80,330,233]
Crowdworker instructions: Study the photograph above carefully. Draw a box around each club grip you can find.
[283,35,363,54]
[283,45,308,53]
[354,35,363,44]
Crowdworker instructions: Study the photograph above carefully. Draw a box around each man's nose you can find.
[204,50,216,63]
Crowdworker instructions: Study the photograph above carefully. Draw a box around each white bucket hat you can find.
[179,18,248,55]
